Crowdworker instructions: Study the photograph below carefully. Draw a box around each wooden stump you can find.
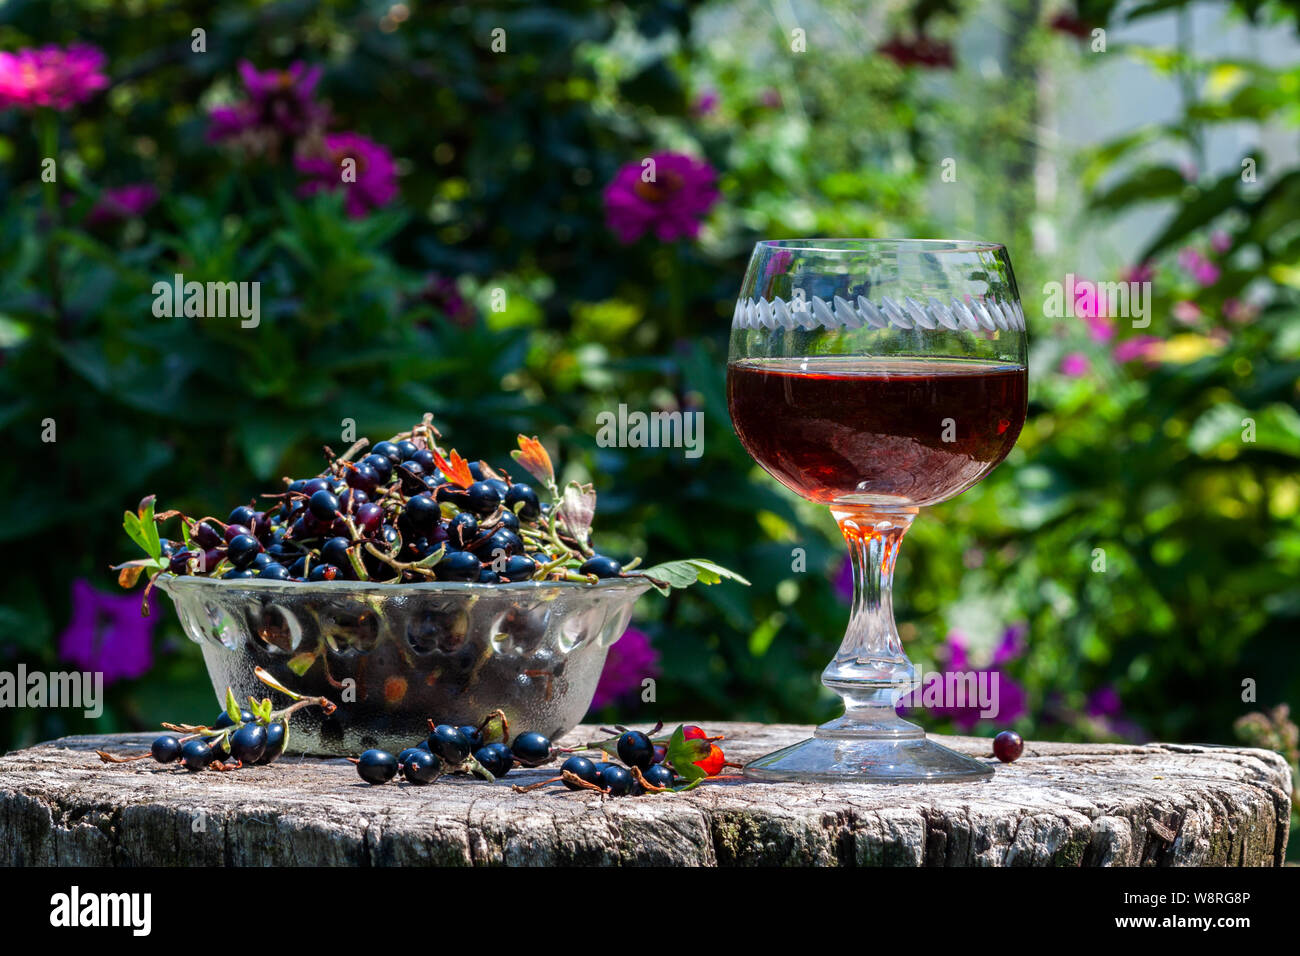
[0,723,1290,866]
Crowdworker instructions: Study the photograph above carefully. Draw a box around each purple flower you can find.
[1113,335,1162,365]
[1210,230,1232,254]
[834,555,854,603]
[758,87,783,108]
[85,183,158,226]
[1086,685,1122,718]
[992,623,1027,665]
[1059,351,1090,377]
[692,89,720,116]
[900,628,1028,730]
[0,44,108,111]
[295,131,398,218]
[1177,247,1220,287]
[603,151,720,244]
[207,60,328,150]
[58,579,155,686]
[1172,300,1202,324]
[591,627,660,709]
[418,273,476,327]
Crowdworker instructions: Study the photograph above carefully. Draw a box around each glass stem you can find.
[818,505,920,739]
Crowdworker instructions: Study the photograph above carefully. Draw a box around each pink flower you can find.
[1120,261,1155,285]
[0,44,108,111]
[295,131,398,218]
[1113,335,1162,364]
[85,183,158,226]
[1177,247,1220,286]
[591,627,660,709]
[603,151,720,244]
[1224,298,1258,324]
[207,60,328,148]
[1172,300,1202,323]
[758,88,782,108]
[1210,230,1232,254]
[58,579,156,685]
[1059,352,1090,377]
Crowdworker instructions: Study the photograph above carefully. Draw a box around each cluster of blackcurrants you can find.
[160,435,623,585]
[552,729,678,796]
[356,723,556,785]
[148,708,288,772]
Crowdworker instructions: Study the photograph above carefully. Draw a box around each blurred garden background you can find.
[2,0,1299,826]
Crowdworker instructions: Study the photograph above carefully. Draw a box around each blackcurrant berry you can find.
[180,739,213,772]
[427,724,472,765]
[993,730,1024,763]
[458,725,483,749]
[226,533,262,569]
[600,764,633,796]
[301,477,331,496]
[616,730,655,770]
[406,494,440,530]
[257,720,288,764]
[194,521,223,549]
[401,749,443,784]
[495,510,520,532]
[357,749,399,784]
[642,763,675,789]
[503,483,541,520]
[448,513,478,548]
[346,462,379,494]
[473,743,513,777]
[230,723,267,764]
[437,550,481,582]
[510,731,551,766]
[465,480,502,516]
[361,453,393,483]
[486,477,509,498]
[397,747,424,767]
[168,550,195,574]
[560,755,599,790]
[411,449,437,473]
[396,440,419,461]
[224,568,255,579]
[228,505,256,527]
[579,555,623,579]
[472,528,522,561]
[435,484,471,509]
[151,734,182,764]
[308,489,339,521]
[502,554,538,581]
[355,502,384,535]
[307,563,341,581]
[372,441,401,464]
[258,562,291,580]
[214,708,257,730]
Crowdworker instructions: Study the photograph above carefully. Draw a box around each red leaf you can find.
[433,448,474,488]
[511,435,554,486]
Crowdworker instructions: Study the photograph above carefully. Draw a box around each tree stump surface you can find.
[0,723,1290,866]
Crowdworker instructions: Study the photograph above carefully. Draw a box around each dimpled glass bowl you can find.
[156,574,652,756]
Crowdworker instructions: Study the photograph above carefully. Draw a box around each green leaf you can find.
[137,495,161,561]
[225,687,242,725]
[286,653,317,678]
[122,510,151,557]
[634,559,751,595]
[664,724,710,783]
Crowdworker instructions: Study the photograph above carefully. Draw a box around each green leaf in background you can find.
[636,559,751,595]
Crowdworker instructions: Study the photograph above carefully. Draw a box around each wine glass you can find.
[726,238,1028,782]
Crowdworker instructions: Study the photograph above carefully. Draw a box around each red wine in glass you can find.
[727,356,1027,506]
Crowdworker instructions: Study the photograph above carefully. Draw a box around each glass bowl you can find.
[155,574,652,756]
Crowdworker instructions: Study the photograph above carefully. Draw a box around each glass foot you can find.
[743,730,994,784]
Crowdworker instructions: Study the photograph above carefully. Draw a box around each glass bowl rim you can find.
[153,572,655,596]
[755,237,1006,255]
